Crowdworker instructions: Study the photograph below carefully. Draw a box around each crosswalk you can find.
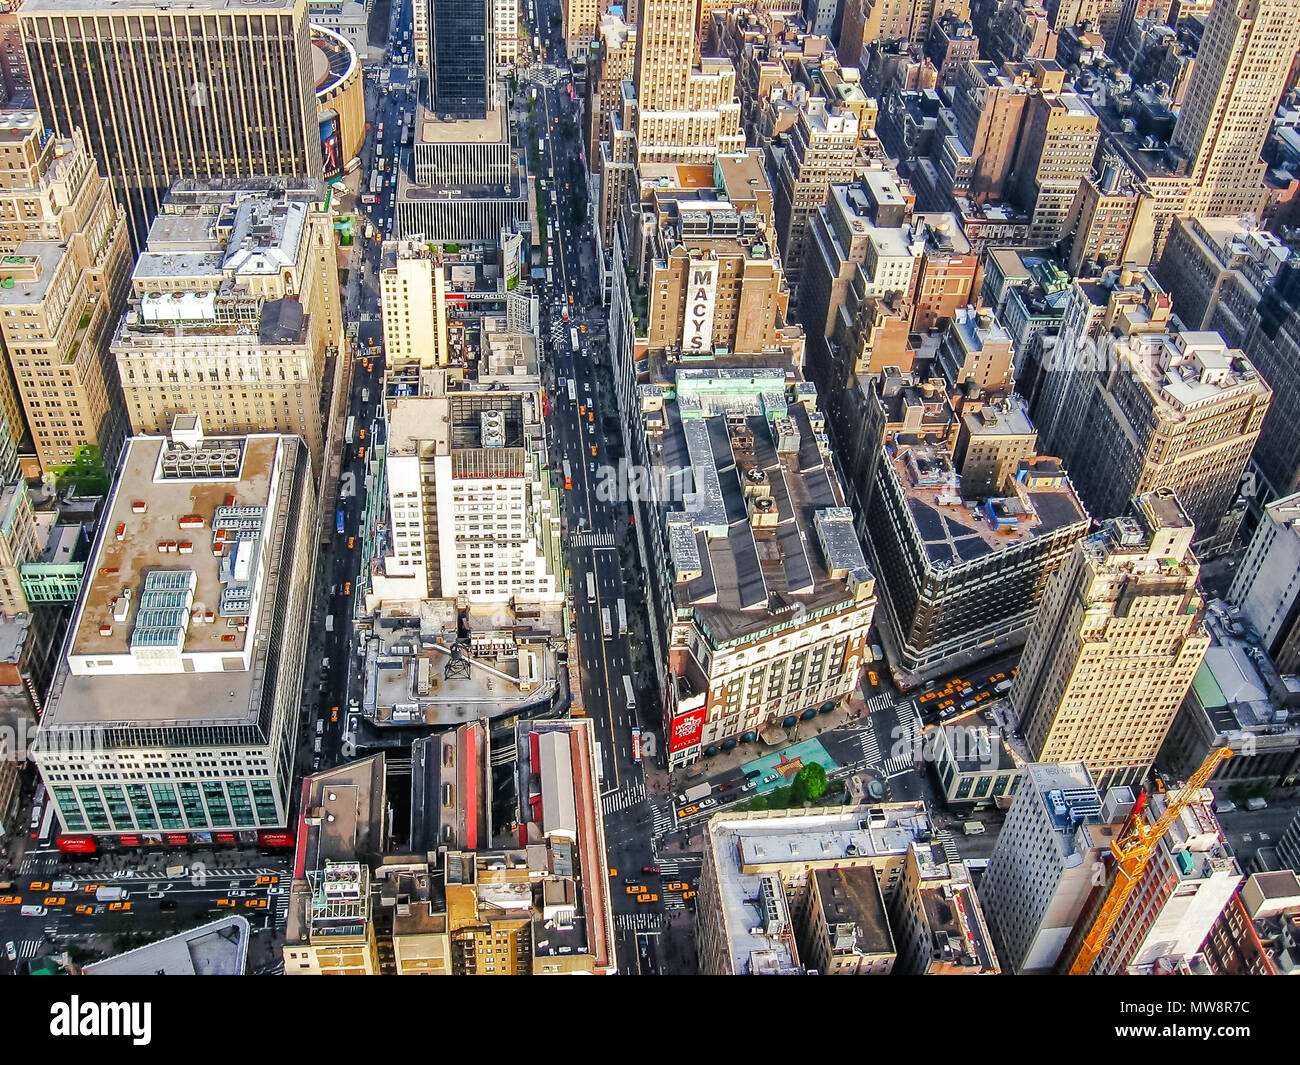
[653,856,701,877]
[602,778,646,816]
[18,940,40,959]
[273,891,290,926]
[865,692,892,714]
[615,911,665,933]
[935,830,961,866]
[571,532,615,549]
[881,755,914,778]
[857,728,882,765]
[650,803,674,838]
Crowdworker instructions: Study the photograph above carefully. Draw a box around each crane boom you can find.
[1067,746,1232,975]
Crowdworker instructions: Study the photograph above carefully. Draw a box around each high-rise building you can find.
[1013,490,1210,790]
[1201,870,1300,976]
[493,0,519,64]
[1034,274,1271,547]
[890,840,1001,974]
[637,366,877,769]
[628,179,791,357]
[0,110,132,473]
[1169,0,1300,221]
[111,182,344,473]
[866,416,1089,683]
[981,762,1134,973]
[589,13,637,164]
[1009,90,1099,243]
[1155,217,1293,350]
[632,0,744,164]
[564,0,599,60]
[31,421,318,841]
[1065,160,1141,276]
[21,0,323,249]
[1241,263,1300,509]
[1228,492,1300,674]
[768,97,859,309]
[1082,790,1241,974]
[379,346,563,605]
[397,97,530,243]
[427,0,492,120]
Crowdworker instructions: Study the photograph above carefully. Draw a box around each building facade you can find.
[32,423,318,840]
[21,0,323,249]
[1013,491,1209,790]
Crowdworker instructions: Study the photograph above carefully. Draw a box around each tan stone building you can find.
[112,181,343,472]
[1012,489,1211,789]
[0,110,132,473]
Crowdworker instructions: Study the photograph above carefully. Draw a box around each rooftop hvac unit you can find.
[481,409,506,448]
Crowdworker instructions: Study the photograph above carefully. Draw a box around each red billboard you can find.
[164,832,189,845]
[214,832,237,844]
[257,830,295,848]
[668,708,706,753]
[118,834,140,847]
[57,836,97,853]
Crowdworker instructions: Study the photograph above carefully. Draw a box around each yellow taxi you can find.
[624,884,645,895]
[636,893,658,903]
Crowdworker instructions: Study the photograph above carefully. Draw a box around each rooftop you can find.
[83,916,250,975]
[705,804,931,975]
[42,427,304,729]
[653,365,874,645]
[882,434,1087,567]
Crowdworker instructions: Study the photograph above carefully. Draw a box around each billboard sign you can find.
[669,707,706,752]
[320,110,343,181]
[681,260,717,354]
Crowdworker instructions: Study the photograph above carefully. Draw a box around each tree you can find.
[791,763,828,804]
[55,445,110,497]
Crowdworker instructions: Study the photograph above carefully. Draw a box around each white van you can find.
[1245,797,1268,811]
[962,821,986,836]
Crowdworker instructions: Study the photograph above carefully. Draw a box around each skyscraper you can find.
[1169,0,1300,220]
[31,422,317,842]
[110,181,344,473]
[0,110,133,473]
[1034,274,1271,548]
[1012,489,1210,790]
[21,0,322,249]
[632,0,743,164]
[980,762,1133,973]
[427,0,492,120]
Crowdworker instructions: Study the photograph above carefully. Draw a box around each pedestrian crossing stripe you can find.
[570,532,615,548]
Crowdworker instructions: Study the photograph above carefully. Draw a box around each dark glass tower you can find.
[428,0,492,120]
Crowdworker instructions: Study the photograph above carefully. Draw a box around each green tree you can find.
[55,445,110,497]
[746,794,770,811]
[767,785,792,809]
[791,763,828,804]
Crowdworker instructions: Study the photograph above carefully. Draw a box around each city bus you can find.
[586,571,596,604]
[570,327,580,353]
[345,415,355,444]
[567,379,577,402]
[631,727,642,765]
[601,607,614,639]
[563,459,572,490]
[616,598,627,635]
[623,675,636,712]
[336,510,346,536]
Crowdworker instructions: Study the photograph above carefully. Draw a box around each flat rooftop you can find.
[417,103,508,145]
[361,605,561,727]
[883,436,1087,567]
[42,432,302,729]
[706,804,931,975]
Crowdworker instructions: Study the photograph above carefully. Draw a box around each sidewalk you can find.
[651,690,871,797]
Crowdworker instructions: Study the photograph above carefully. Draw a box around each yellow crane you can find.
[1068,745,1233,975]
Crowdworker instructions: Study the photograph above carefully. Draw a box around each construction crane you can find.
[1068,745,1233,975]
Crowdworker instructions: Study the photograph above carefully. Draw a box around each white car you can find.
[5,941,15,962]
[761,773,779,785]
